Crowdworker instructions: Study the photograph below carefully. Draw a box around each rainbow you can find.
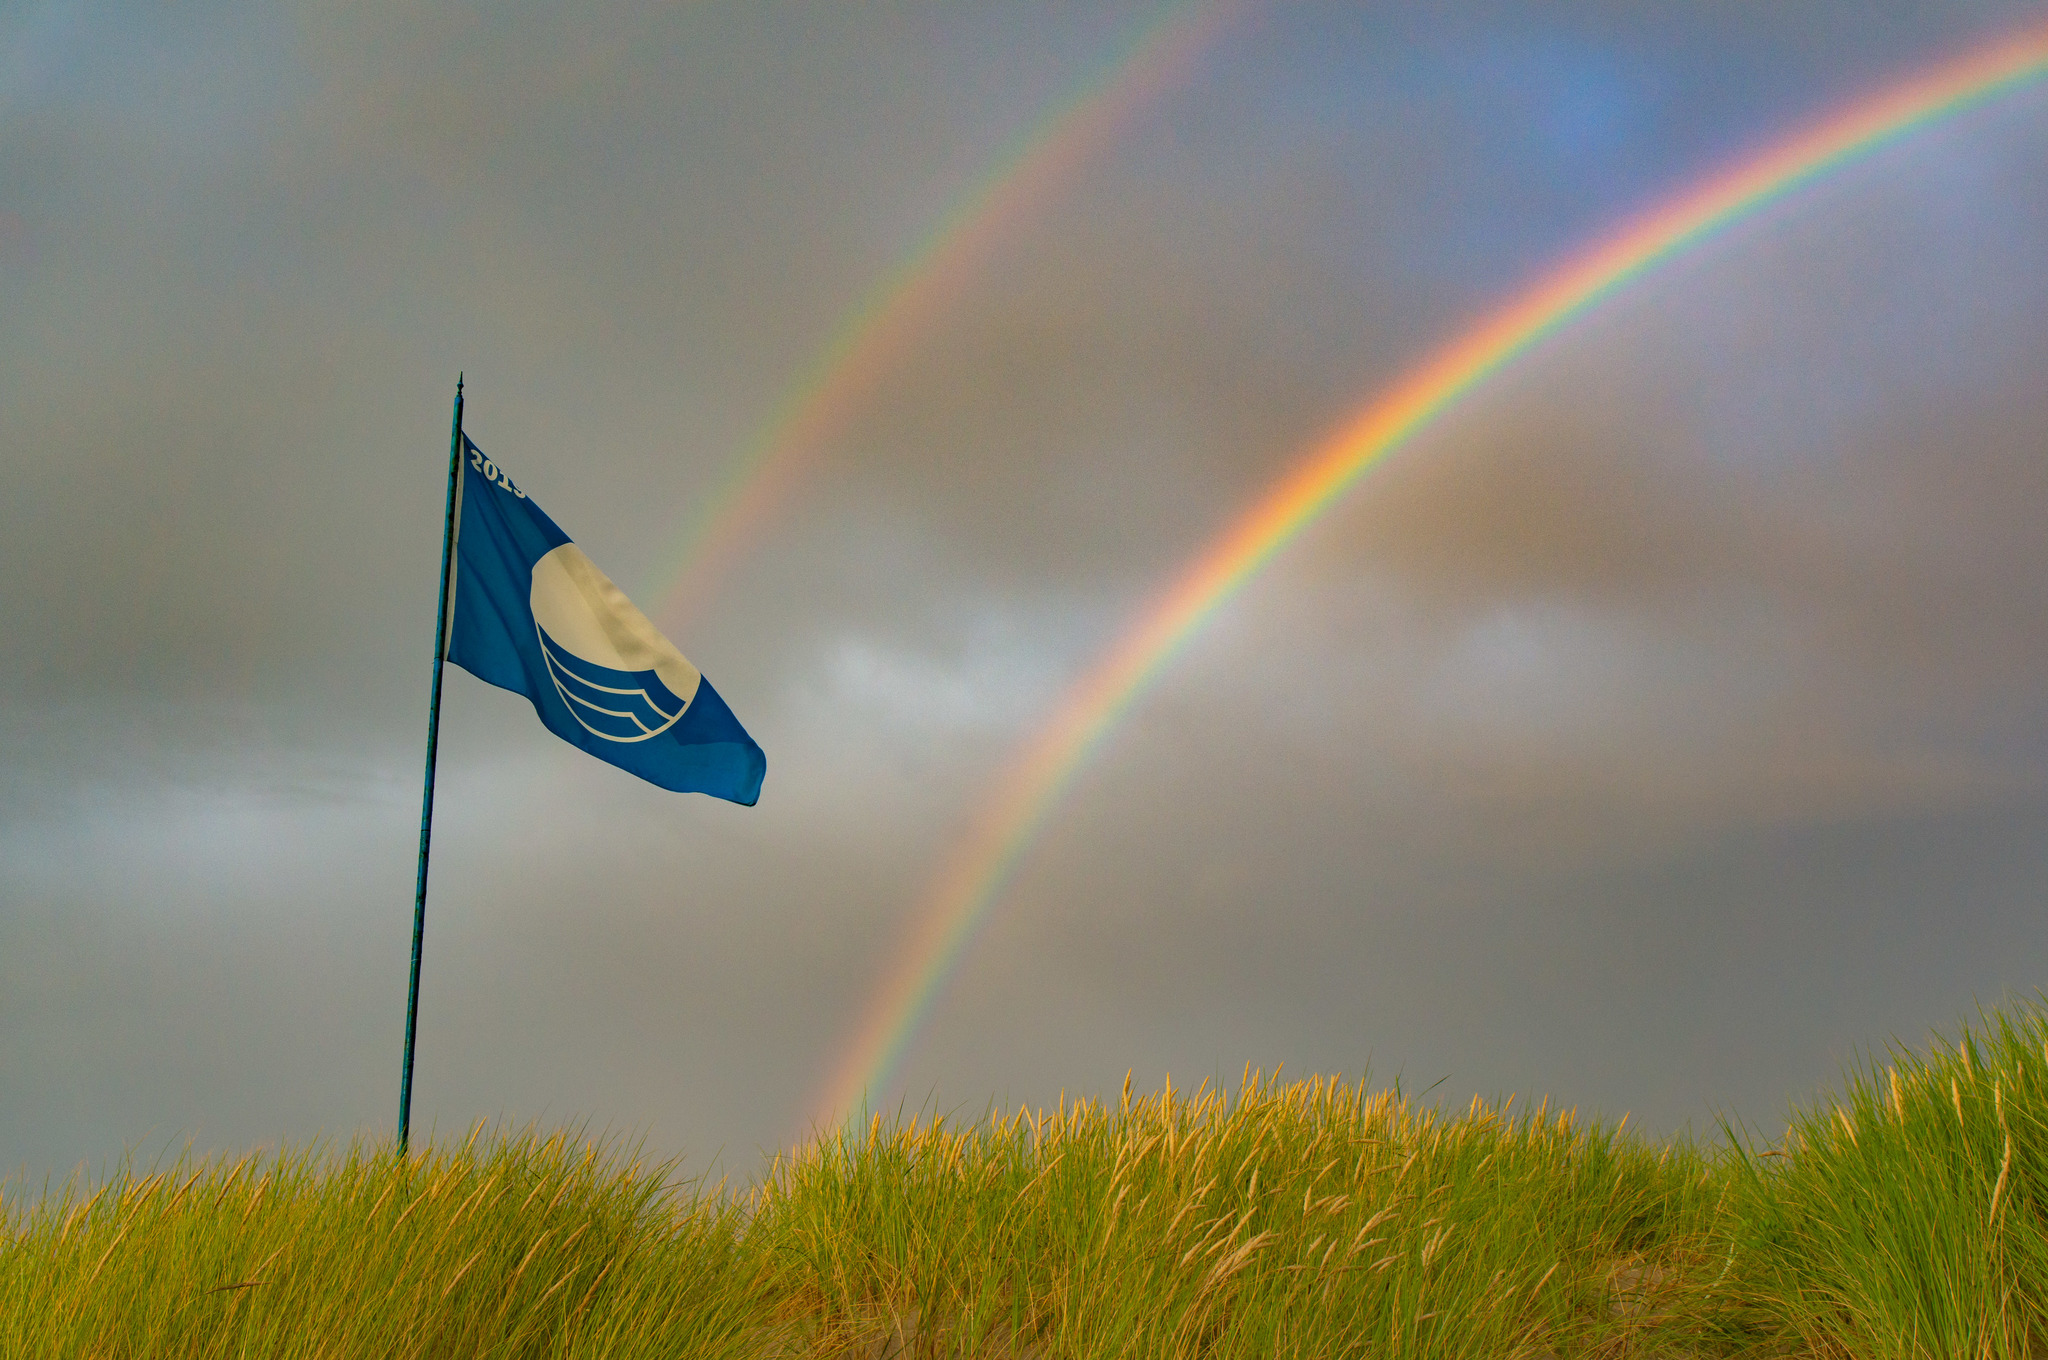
[810,21,2048,1129]
[646,0,1243,627]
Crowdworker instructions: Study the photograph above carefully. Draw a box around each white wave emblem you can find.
[529,544,702,743]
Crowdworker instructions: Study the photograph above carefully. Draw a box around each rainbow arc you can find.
[810,19,2048,1131]
[646,0,1241,628]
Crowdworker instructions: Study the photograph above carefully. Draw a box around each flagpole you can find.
[400,374,464,1154]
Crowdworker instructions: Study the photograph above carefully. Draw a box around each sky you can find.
[4,0,2048,1184]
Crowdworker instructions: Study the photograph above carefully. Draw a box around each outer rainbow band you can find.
[646,0,1242,627]
[809,22,2048,1132]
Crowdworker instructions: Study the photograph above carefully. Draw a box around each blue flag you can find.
[445,435,765,805]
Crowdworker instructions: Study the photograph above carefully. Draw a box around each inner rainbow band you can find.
[811,22,2048,1132]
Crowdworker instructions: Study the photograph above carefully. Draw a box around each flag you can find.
[445,435,765,805]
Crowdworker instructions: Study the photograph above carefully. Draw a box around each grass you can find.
[4,1002,2048,1357]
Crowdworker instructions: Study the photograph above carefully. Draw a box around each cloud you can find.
[4,1,2048,1181]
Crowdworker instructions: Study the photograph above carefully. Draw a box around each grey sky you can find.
[4,1,2047,1182]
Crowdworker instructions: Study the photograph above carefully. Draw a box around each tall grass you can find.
[0,1128,761,1358]
[1720,1003,2048,1359]
[757,1073,1718,1357]
[5,1002,2048,1357]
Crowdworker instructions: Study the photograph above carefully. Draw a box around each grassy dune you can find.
[5,1003,2047,1358]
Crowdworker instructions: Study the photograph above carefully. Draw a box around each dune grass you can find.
[1716,1003,2048,1358]
[5,1002,2048,1357]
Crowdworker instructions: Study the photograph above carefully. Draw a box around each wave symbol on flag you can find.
[525,542,703,745]
[537,628,689,742]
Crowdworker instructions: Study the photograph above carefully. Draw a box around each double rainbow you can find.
[811,21,2048,1129]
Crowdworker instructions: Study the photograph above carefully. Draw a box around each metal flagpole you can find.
[400,374,464,1153]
